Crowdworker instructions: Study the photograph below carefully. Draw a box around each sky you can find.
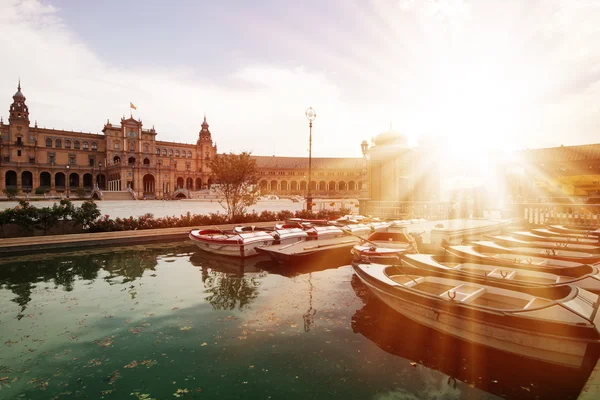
[1,0,600,158]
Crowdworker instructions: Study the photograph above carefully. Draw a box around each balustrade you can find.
[515,202,600,227]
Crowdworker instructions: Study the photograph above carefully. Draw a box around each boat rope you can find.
[393,264,421,288]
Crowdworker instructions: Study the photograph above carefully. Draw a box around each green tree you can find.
[72,200,101,230]
[13,200,38,235]
[3,187,19,199]
[75,187,87,199]
[208,152,259,220]
[0,208,15,237]
[36,206,60,235]
[56,199,75,234]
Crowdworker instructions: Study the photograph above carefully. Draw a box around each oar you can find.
[334,226,380,247]
[304,240,356,250]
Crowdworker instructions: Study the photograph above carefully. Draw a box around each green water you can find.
[0,243,592,399]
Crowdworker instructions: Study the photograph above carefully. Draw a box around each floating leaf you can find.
[180,326,192,332]
[140,360,157,368]
[124,361,138,369]
[200,342,207,347]
[173,388,189,397]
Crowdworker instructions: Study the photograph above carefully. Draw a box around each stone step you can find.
[102,191,135,200]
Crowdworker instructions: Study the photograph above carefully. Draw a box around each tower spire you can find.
[18,78,21,91]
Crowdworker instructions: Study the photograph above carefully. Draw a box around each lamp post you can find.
[131,164,135,191]
[359,140,369,215]
[305,107,316,211]
[98,162,102,189]
[66,164,70,198]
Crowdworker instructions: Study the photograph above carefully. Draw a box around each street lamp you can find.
[131,164,135,191]
[98,162,102,189]
[359,140,370,215]
[305,107,316,211]
[66,164,70,198]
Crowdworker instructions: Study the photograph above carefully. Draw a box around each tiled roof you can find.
[522,144,600,162]
[251,155,362,169]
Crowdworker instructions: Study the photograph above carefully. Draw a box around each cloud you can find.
[1,0,600,158]
[0,0,360,157]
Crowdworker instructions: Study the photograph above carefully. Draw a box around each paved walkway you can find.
[0,221,280,256]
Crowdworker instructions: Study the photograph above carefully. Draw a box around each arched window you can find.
[113,156,121,164]
[175,150,180,157]
[45,138,52,148]
[169,149,173,156]
[162,149,167,156]
[65,140,71,149]
[129,141,135,151]
[83,141,89,150]
[114,141,120,150]
[74,141,80,149]
[91,142,98,151]
[187,151,192,158]
[144,143,149,153]
[156,148,160,155]
[55,139,62,148]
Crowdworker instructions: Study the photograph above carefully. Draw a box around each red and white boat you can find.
[189,225,308,258]
[351,232,417,264]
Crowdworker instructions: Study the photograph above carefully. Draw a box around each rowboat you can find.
[443,243,596,268]
[401,253,600,293]
[469,240,600,264]
[486,235,600,254]
[189,225,308,258]
[511,231,599,245]
[548,225,600,237]
[351,232,417,264]
[352,262,600,367]
[532,228,600,241]
[255,236,360,264]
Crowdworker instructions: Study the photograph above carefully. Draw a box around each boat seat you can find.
[522,297,551,310]
[487,268,517,280]
[389,275,424,287]
[440,284,487,303]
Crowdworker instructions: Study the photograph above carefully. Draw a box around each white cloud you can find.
[1,0,600,158]
[0,0,363,157]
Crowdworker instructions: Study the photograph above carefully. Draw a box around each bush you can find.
[35,187,48,195]
[75,187,87,199]
[3,187,19,199]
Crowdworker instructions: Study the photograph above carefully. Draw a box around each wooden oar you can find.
[303,239,356,250]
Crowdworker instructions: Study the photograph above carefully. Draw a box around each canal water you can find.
[0,242,593,399]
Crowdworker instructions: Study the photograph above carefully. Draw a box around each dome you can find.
[13,81,25,101]
[373,129,408,148]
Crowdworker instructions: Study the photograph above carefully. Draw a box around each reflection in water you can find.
[190,251,267,310]
[0,244,195,319]
[302,273,317,332]
[350,274,594,400]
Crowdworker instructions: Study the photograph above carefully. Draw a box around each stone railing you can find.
[364,201,452,219]
[514,202,600,227]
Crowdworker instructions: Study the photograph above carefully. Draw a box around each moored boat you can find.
[352,262,600,367]
[401,253,600,293]
[511,230,599,244]
[486,234,600,254]
[548,225,600,237]
[469,240,600,264]
[351,232,417,264]
[532,228,600,242]
[443,243,595,268]
[189,225,308,258]
[256,235,360,264]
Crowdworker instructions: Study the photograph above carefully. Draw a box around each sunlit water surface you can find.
[0,243,593,399]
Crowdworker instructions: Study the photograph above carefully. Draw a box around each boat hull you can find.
[353,266,595,368]
[189,233,304,258]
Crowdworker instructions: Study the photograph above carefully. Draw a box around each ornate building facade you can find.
[1,82,438,201]
[0,82,218,199]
